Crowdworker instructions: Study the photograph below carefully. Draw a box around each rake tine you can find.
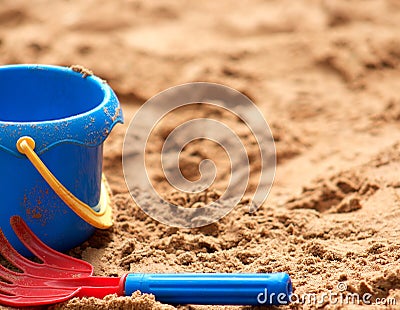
[0,282,77,298]
[0,228,35,273]
[10,216,93,274]
[0,254,71,286]
[0,291,76,307]
[0,228,83,279]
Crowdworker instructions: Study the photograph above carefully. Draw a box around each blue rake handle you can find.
[124,272,292,306]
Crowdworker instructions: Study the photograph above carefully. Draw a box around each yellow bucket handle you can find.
[16,136,113,229]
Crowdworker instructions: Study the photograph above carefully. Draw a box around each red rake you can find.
[0,216,123,306]
[0,216,292,307]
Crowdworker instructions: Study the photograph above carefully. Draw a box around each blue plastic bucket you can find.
[0,64,123,255]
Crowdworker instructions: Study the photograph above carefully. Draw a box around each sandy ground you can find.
[1,0,400,309]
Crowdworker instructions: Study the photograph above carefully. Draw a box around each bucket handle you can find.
[16,136,113,229]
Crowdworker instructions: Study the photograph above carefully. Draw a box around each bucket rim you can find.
[0,64,124,156]
[0,64,113,125]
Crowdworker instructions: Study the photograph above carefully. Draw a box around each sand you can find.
[1,0,400,309]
